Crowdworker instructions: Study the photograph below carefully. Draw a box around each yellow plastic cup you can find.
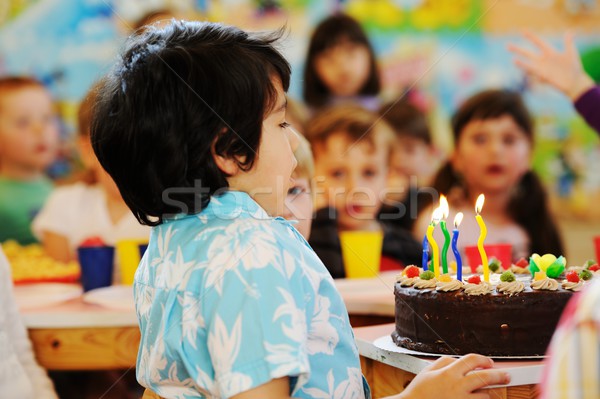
[116,239,147,285]
[339,231,384,279]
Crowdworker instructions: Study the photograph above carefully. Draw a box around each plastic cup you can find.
[77,246,115,292]
[139,243,148,258]
[117,239,147,285]
[464,243,513,273]
[339,231,384,279]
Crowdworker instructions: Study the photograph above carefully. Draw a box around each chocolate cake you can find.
[392,282,573,356]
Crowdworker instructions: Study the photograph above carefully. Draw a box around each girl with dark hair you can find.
[303,13,380,111]
[92,20,509,399]
[414,89,564,263]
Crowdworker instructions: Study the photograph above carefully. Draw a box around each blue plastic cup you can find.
[77,246,115,292]
[139,243,148,258]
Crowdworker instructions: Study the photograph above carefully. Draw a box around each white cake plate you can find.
[374,334,547,360]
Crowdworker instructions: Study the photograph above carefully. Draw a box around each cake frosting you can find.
[496,280,525,295]
[436,280,463,292]
[562,280,583,291]
[463,281,493,296]
[413,278,437,289]
[531,278,559,291]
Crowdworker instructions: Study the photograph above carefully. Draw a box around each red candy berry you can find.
[405,266,420,279]
[566,271,580,283]
[80,236,106,247]
[589,264,599,272]
[468,275,481,284]
[515,258,529,268]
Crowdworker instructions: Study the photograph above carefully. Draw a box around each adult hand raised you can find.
[508,31,594,101]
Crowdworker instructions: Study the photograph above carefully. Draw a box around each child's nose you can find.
[287,126,300,152]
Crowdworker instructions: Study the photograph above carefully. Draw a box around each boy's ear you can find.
[211,136,239,176]
[213,152,239,176]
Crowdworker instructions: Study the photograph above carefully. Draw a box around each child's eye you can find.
[363,169,378,178]
[287,186,306,196]
[472,134,486,145]
[279,121,291,129]
[503,135,517,145]
[331,169,345,179]
[15,117,29,127]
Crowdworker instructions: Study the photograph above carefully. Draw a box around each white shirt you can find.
[0,249,58,399]
[32,183,150,252]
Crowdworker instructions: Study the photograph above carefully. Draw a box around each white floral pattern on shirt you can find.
[134,191,369,398]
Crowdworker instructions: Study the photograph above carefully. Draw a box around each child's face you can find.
[314,131,388,231]
[314,41,371,97]
[282,176,313,239]
[452,114,531,195]
[389,137,434,187]
[0,86,59,174]
[226,79,299,216]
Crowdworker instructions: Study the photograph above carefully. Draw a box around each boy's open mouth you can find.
[486,165,505,174]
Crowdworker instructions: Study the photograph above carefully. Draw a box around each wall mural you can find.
[1,0,599,217]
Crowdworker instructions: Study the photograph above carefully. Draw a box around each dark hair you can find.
[91,21,291,226]
[77,84,101,137]
[431,89,563,256]
[303,13,380,108]
[379,99,432,145]
[0,76,46,103]
[305,104,393,154]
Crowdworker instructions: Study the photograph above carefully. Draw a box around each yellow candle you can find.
[427,207,442,278]
[475,194,489,282]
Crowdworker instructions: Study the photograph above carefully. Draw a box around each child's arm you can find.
[230,377,290,399]
[384,354,510,399]
[1,250,59,398]
[508,31,594,101]
[41,231,72,262]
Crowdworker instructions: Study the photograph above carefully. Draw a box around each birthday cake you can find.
[392,256,599,357]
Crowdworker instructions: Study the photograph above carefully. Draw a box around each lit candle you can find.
[475,194,489,282]
[452,212,464,281]
[439,195,451,274]
[422,235,429,271]
[426,207,442,278]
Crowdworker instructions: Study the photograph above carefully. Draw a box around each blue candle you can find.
[422,235,429,271]
[452,212,464,281]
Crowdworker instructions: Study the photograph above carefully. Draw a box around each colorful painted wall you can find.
[1,0,599,218]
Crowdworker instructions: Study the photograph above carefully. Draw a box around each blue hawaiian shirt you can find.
[134,191,370,398]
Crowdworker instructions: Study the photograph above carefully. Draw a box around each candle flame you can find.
[475,194,485,214]
[439,195,449,219]
[454,212,464,228]
[431,207,443,225]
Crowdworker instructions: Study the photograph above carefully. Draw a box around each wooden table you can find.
[22,297,139,370]
[334,272,397,327]
[354,324,543,399]
[20,273,398,371]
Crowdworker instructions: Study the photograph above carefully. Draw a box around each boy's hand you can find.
[396,354,510,399]
[508,31,595,101]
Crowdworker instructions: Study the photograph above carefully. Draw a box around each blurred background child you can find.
[282,133,314,240]
[32,85,150,263]
[378,98,440,231]
[0,77,59,245]
[303,13,381,112]
[306,104,421,278]
[0,247,58,399]
[414,89,563,261]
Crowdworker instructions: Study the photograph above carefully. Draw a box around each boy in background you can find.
[378,99,439,231]
[0,77,59,244]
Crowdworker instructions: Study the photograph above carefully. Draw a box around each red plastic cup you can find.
[464,243,513,273]
[594,237,600,263]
